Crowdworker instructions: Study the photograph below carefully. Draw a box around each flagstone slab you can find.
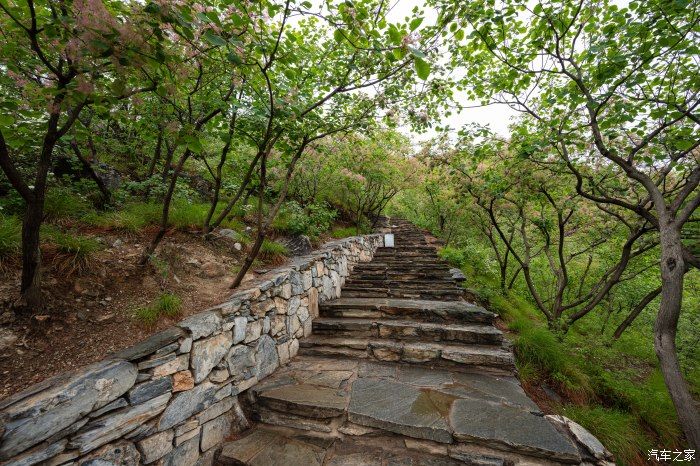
[348,378,453,444]
[449,398,580,462]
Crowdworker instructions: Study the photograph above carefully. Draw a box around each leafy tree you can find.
[439,0,700,446]
[0,0,160,308]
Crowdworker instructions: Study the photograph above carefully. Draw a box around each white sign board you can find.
[384,233,395,247]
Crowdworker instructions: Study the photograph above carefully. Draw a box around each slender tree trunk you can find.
[205,151,262,234]
[140,149,190,264]
[70,141,110,206]
[20,198,44,308]
[655,218,700,451]
[146,127,163,179]
[612,286,662,339]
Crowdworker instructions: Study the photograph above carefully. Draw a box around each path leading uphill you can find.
[217,220,599,465]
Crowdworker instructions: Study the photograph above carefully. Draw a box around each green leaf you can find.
[414,57,431,80]
[227,52,243,65]
[202,29,227,46]
[0,115,15,126]
[408,47,426,58]
[409,17,423,31]
[388,25,402,45]
[333,29,344,43]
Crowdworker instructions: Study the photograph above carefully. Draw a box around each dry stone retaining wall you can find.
[0,234,383,466]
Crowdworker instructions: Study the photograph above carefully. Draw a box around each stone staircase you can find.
[217,220,592,465]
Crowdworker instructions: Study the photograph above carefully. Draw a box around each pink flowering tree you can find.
[0,0,162,309]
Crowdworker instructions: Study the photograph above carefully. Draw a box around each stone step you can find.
[351,270,452,281]
[353,265,452,273]
[312,318,504,345]
[359,261,448,269]
[341,288,464,300]
[344,279,462,289]
[298,336,516,372]
[319,298,495,324]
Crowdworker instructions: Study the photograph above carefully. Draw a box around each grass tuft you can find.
[134,293,182,326]
[331,226,365,238]
[0,215,21,259]
[259,239,289,264]
[562,405,649,465]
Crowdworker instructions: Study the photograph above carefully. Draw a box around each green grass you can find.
[83,200,245,233]
[39,225,102,271]
[83,202,161,232]
[44,188,93,220]
[259,239,289,263]
[331,226,365,238]
[134,293,182,326]
[561,405,649,465]
[0,214,21,259]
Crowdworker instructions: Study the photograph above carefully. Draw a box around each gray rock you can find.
[255,335,279,380]
[449,399,580,462]
[127,377,173,405]
[77,441,140,465]
[0,360,137,460]
[449,268,466,282]
[0,328,18,352]
[191,332,233,383]
[198,398,235,424]
[226,345,256,382]
[290,270,304,295]
[200,414,231,452]
[232,317,247,344]
[90,398,129,419]
[69,393,171,454]
[288,296,301,316]
[137,352,176,371]
[2,439,66,466]
[547,415,610,461]
[110,328,184,361]
[179,337,193,354]
[137,430,173,464]
[162,436,199,466]
[158,382,217,431]
[348,378,452,444]
[179,311,222,340]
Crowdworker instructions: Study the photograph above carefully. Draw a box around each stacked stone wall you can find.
[0,234,383,466]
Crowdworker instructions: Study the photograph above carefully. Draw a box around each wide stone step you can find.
[353,266,452,275]
[360,262,448,269]
[312,318,504,345]
[298,336,515,372]
[344,279,462,289]
[353,272,454,281]
[319,298,495,324]
[341,288,464,300]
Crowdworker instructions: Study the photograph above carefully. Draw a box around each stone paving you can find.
[217,220,612,465]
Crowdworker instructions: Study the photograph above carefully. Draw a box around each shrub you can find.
[134,293,182,326]
[438,246,466,267]
[272,201,337,239]
[561,405,650,465]
[0,214,21,259]
[43,228,102,271]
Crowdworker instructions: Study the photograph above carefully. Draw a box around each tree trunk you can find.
[20,198,44,308]
[655,218,700,451]
[140,149,190,264]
